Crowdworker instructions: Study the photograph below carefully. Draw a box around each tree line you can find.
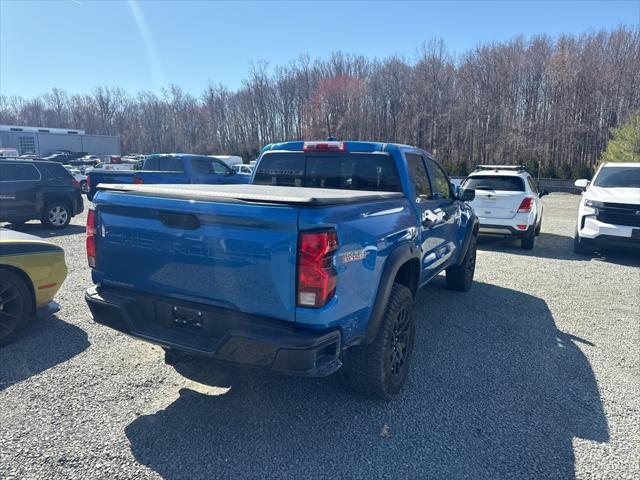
[1,26,638,178]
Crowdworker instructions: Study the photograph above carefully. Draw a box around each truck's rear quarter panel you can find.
[297,197,416,344]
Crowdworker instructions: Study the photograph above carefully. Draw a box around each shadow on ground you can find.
[125,281,608,479]
[478,232,640,266]
[0,315,89,391]
[1,222,86,239]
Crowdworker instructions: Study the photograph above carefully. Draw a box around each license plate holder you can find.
[171,305,205,331]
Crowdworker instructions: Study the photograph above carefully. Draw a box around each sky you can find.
[1,0,638,98]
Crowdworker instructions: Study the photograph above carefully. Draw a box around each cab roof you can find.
[601,162,640,168]
[262,141,412,154]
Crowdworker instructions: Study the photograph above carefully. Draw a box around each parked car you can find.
[0,228,67,345]
[573,162,640,254]
[64,165,89,193]
[0,148,19,157]
[69,155,101,169]
[0,159,84,229]
[85,140,478,399]
[232,164,254,174]
[461,165,548,249]
[86,153,251,201]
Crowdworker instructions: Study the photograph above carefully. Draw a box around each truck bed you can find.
[96,184,404,206]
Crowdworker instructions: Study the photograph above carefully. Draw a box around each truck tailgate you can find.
[91,190,299,322]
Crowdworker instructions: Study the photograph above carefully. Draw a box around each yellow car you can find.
[0,228,67,345]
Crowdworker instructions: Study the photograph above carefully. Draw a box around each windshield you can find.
[593,166,640,188]
[461,175,525,192]
[253,152,402,192]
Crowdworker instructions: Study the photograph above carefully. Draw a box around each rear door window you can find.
[253,152,401,192]
[462,175,525,192]
[0,163,40,181]
[159,157,185,172]
[144,157,160,170]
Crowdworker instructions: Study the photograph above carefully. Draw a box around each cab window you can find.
[159,156,184,172]
[405,153,432,202]
[427,159,452,199]
[0,163,40,181]
[211,160,231,175]
[191,158,213,174]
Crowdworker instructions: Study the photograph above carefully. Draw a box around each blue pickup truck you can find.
[86,153,249,200]
[85,140,478,399]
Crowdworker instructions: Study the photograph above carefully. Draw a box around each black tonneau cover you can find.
[96,183,404,206]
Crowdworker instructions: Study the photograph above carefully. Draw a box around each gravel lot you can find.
[1,193,638,479]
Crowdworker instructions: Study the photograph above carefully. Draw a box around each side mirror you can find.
[458,188,475,202]
[574,179,589,189]
[539,189,549,198]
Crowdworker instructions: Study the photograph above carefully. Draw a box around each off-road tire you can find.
[342,284,415,400]
[446,234,477,292]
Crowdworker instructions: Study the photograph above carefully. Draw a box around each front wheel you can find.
[446,235,477,292]
[342,284,416,400]
[41,202,71,229]
[0,270,33,346]
[573,228,591,255]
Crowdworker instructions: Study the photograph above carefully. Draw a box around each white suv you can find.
[573,162,640,254]
[461,166,548,249]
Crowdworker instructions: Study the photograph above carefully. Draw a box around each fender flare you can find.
[456,214,479,266]
[363,242,420,344]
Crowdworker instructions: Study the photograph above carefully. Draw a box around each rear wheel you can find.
[521,229,535,250]
[342,284,415,400]
[535,220,542,236]
[41,202,71,229]
[446,235,477,292]
[0,270,33,346]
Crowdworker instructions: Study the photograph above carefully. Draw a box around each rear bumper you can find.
[478,223,533,237]
[85,286,342,377]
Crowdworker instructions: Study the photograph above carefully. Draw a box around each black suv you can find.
[0,159,84,229]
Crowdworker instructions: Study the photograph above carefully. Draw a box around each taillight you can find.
[133,176,144,184]
[297,231,338,308]
[72,178,81,189]
[86,175,91,191]
[303,141,345,152]
[86,209,96,268]
[518,197,534,213]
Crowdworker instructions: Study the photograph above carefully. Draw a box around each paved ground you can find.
[1,193,638,479]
